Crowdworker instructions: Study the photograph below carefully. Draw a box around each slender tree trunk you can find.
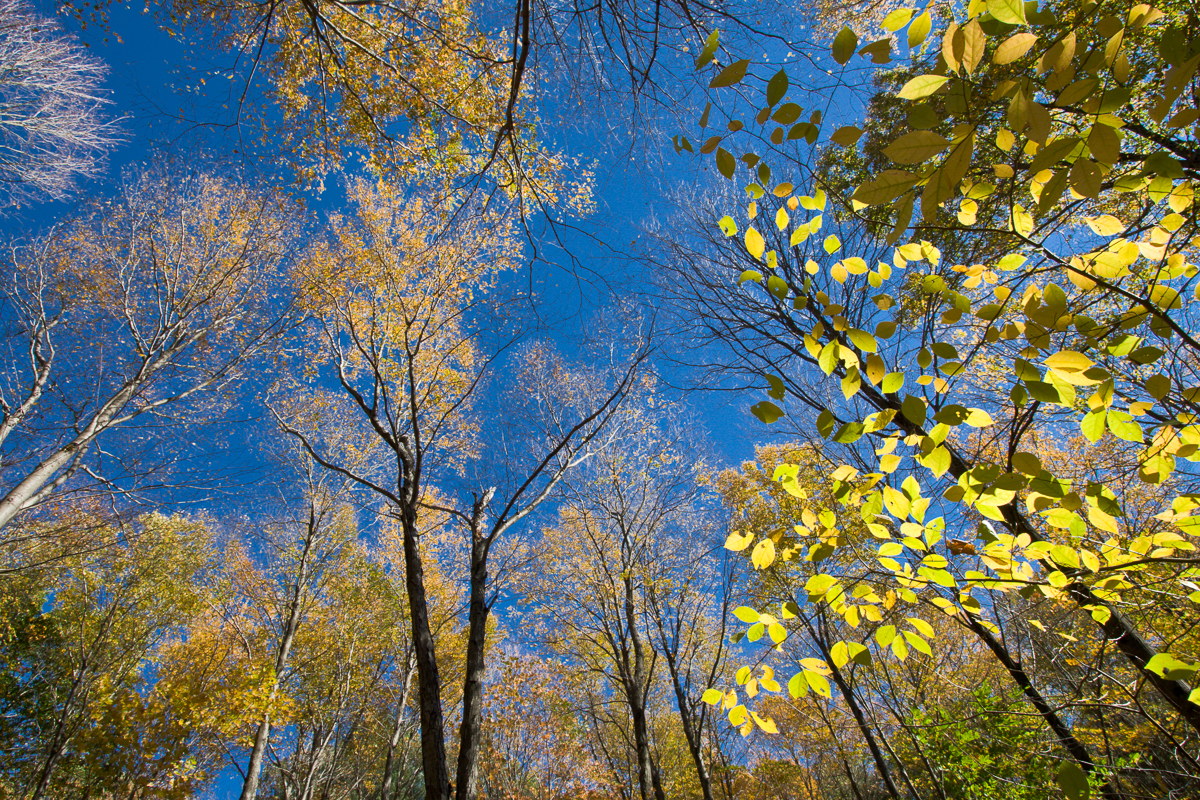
[454,509,492,800]
[651,608,715,800]
[380,653,418,800]
[809,616,904,800]
[29,659,89,800]
[400,506,451,800]
[239,512,317,800]
[622,575,665,800]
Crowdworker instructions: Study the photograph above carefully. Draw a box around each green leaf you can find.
[882,372,905,393]
[804,670,832,698]
[1128,346,1164,365]
[718,215,737,236]
[903,630,932,656]
[824,235,842,254]
[1107,410,1143,443]
[766,374,786,400]
[853,170,919,205]
[737,269,762,285]
[924,446,951,477]
[695,29,720,70]
[832,26,859,65]
[1056,761,1090,800]
[716,148,735,179]
[833,422,865,443]
[767,69,789,106]
[831,125,864,146]
[897,75,950,100]
[788,671,807,698]
[772,103,803,124]
[1081,410,1106,442]
[709,59,750,88]
[987,0,1027,24]
[1056,77,1100,108]
[847,329,877,353]
[901,394,927,426]
[751,401,784,424]
[817,409,836,438]
[701,688,723,704]
[883,130,951,164]
[1028,136,1081,173]
[1012,452,1042,474]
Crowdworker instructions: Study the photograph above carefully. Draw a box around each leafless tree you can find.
[0,0,120,207]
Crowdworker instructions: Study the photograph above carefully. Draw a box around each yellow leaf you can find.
[724,531,754,551]
[1086,215,1125,235]
[964,408,993,427]
[745,227,765,259]
[897,75,949,100]
[992,32,1037,64]
[775,207,790,230]
[751,538,776,569]
[752,711,779,734]
[1044,350,1094,373]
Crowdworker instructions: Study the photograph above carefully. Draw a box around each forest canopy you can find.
[1,0,1199,799]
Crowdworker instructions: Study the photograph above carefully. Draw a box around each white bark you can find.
[0,0,120,206]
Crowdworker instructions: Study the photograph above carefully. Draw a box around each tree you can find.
[0,166,301,542]
[476,653,600,800]
[231,461,360,800]
[521,389,722,800]
[275,178,645,800]
[0,0,119,207]
[678,0,1200,795]
[0,513,218,800]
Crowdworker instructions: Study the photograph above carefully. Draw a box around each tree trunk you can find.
[454,517,491,800]
[400,506,451,800]
[810,616,904,800]
[29,660,88,800]
[957,610,1127,799]
[0,350,171,532]
[651,608,715,800]
[622,575,665,800]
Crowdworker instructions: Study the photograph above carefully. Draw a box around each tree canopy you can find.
[2,0,1199,799]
